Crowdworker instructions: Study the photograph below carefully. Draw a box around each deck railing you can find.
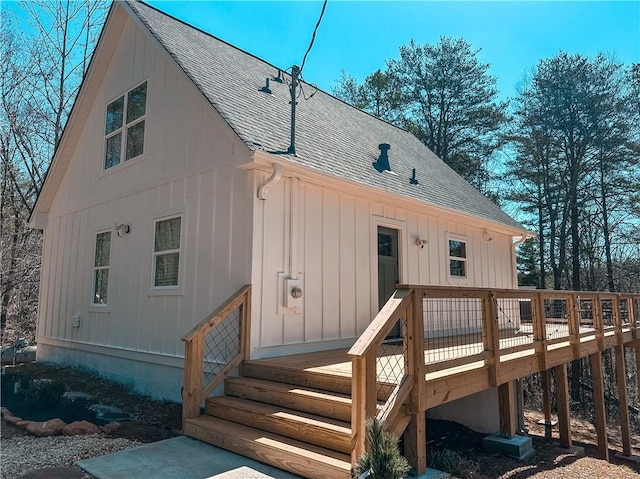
[181,285,252,426]
[348,284,640,468]
[348,288,424,462]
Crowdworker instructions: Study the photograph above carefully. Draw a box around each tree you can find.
[0,1,107,343]
[333,37,509,192]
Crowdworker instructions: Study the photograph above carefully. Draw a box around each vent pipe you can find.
[287,65,301,155]
[372,143,391,173]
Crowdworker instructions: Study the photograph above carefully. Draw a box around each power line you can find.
[299,0,328,77]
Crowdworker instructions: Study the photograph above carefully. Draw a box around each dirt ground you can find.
[2,363,640,479]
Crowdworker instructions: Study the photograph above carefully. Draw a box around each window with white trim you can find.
[93,231,111,304]
[153,216,181,288]
[448,238,467,278]
[104,81,147,169]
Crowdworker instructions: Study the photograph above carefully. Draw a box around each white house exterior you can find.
[30,0,529,408]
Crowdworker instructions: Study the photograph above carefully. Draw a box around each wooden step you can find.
[184,416,352,479]
[241,360,393,400]
[241,361,354,395]
[205,395,352,454]
[224,376,353,422]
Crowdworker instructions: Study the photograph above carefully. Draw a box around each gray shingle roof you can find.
[128,1,525,232]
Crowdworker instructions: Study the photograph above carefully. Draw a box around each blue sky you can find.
[147,1,640,101]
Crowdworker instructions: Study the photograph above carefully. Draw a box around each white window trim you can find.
[447,234,469,283]
[151,214,184,293]
[103,79,148,171]
[91,230,112,307]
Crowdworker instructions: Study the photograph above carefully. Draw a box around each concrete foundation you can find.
[482,434,534,460]
[427,388,499,433]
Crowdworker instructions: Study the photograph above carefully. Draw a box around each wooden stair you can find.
[183,361,356,479]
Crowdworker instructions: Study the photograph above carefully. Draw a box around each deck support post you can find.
[498,380,517,438]
[614,346,632,457]
[404,289,427,475]
[483,292,500,387]
[635,345,640,402]
[405,413,426,475]
[554,363,572,449]
[540,369,553,439]
[589,352,609,461]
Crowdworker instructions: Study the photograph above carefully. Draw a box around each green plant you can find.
[355,418,410,479]
[22,379,66,411]
[427,449,478,479]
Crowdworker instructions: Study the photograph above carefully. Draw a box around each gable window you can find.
[153,216,181,288]
[104,81,147,169]
[448,238,467,278]
[93,231,111,304]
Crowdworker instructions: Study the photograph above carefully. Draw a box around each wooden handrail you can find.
[182,284,251,426]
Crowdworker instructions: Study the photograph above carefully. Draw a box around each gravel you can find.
[1,433,141,479]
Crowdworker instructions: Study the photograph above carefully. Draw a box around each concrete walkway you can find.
[75,436,302,479]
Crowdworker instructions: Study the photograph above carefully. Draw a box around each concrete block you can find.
[482,434,534,460]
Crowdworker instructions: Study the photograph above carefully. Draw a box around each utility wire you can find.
[299,0,328,77]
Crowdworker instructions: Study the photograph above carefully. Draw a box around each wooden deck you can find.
[181,285,640,478]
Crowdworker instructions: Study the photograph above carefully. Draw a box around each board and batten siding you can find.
[251,175,516,357]
[36,14,253,397]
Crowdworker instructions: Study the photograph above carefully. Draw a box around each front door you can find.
[377,226,399,310]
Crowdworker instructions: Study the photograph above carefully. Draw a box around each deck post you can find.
[614,345,632,457]
[182,338,204,425]
[405,413,427,475]
[589,352,609,461]
[405,289,427,475]
[568,294,580,359]
[540,369,553,439]
[533,292,548,373]
[498,380,517,438]
[636,345,640,402]
[554,363,572,449]
[483,292,500,387]
[351,356,367,463]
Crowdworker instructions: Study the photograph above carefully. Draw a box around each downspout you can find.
[511,235,528,289]
[257,164,282,200]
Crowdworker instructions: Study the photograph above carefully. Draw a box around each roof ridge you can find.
[132,0,415,140]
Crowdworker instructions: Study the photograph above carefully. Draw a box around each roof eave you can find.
[245,150,531,238]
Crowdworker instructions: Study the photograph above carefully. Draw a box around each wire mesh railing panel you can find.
[543,298,570,339]
[423,297,484,364]
[577,298,596,331]
[620,298,630,326]
[496,298,535,350]
[634,299,640,325]
[375,314,408,399]
[202,307,241,391]
[601,299,614,328]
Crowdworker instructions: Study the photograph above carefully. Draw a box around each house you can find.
[29,1,543,475]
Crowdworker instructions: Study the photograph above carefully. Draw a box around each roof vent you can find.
[272,69,283,83]
[410,168,419,185]
[259,78,272,94]
[372,143,391,173]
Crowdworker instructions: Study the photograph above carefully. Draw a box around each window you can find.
[448,238,467,278]
[153,217,181,288]
[93,231,111,304]
[104,82,147,169]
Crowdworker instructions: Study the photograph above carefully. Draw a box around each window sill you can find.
[99,154,146,178]
[89,305,111,313]
[147,288,183,297]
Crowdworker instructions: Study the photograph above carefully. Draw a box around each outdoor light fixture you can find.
[114,223,130,237]
[415,238,428,249]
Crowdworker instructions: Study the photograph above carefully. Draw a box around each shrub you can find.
[427,449,478,479]
[22,379,66,411]
[355,418,410,479]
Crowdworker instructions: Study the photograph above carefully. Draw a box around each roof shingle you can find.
[128,0,525,232]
